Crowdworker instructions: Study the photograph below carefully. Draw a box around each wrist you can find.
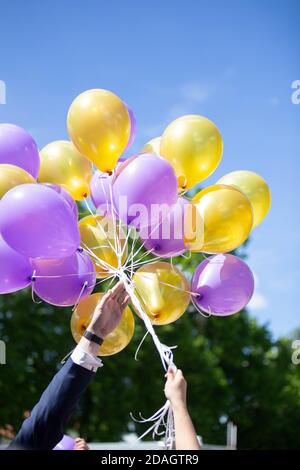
[78,335,100,358]
[170,400,188,414]
[87,321,106,339]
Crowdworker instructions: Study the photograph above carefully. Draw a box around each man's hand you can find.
[164,368,187,412]
[88,281,130,338]
[78,281,130,358]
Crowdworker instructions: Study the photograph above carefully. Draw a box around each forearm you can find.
[172,405,201,451]
[9,353,97,450]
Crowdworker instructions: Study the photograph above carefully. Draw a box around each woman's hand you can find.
[164,368,187,412]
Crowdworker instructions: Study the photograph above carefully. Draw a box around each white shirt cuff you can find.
[71,344,103,373]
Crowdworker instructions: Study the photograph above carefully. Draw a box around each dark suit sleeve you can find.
[8,358,96,450]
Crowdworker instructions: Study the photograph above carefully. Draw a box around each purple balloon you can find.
[32,249,95,306]
[44,183,78,221]
[113,153,178,229]
[123,104,136,152]
[0,123,40,178]
[53,435,75,450]
[0,235,33,293]
[140,197,188,257]
[0,184,80,259]
[191,254,255,316]
[90,170,113,216]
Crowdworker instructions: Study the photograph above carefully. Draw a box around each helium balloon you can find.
[71,292,135,356]
[113,153,178,229]
[0,183,80,259]
[67,89,130,173]
[186,184,253,253]
[79,215,127,278]
[53,435,75,451]
[140,197,188,257]
[217,170,271,228]
[90,170,114,216]
[0,164,35,198]
[191,254,254,315]
[44,183,78,221]
[160,115,223,190]
[0,123,40,178]
[133,261,190,325]
[39,141,92,201]
[123,103,136,152]
[0,235,33,294]
[32,250,96,307]
[141,137,161,155]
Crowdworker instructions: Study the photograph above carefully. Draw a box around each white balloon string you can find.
[180,249,192,260]
[31,272,96,279]
[124,205,173,267]
[128,271,200,298]
[72,280,88,312]
[130,399,174,448]
[191,295,212,318]
[60,348,75,365]
[93,274,117,287]
[134,330,149,362]
[99,172,111,217]
[84,198,119,258]
[30,270,42,304]
[108,174,122,265]
[124,253,165,271]
[80,242,117,274]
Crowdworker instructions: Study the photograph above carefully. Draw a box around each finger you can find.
[115,283,127,303]
[120,294,130,310]
[100,289,112,304]
[118,289,130,306]
[111,281,125,300]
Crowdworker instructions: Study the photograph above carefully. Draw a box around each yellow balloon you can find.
[186,184,253,253]
[67,89,131,173]
[133,261,190,325]
[39,141,92,201]
[79,214,127,278]
[217,171,271,228]
[141,136,161,155]
[0,164,35,198]
[71,292,135,356]
[160,115,223,190]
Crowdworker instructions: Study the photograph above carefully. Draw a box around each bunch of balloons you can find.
[0,88,271,360]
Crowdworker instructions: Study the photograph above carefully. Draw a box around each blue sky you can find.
[0,0,299,337]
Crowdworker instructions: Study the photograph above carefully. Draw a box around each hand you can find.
[88,281,130,338]
[164,368,187,412]
[74,437,89,451]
